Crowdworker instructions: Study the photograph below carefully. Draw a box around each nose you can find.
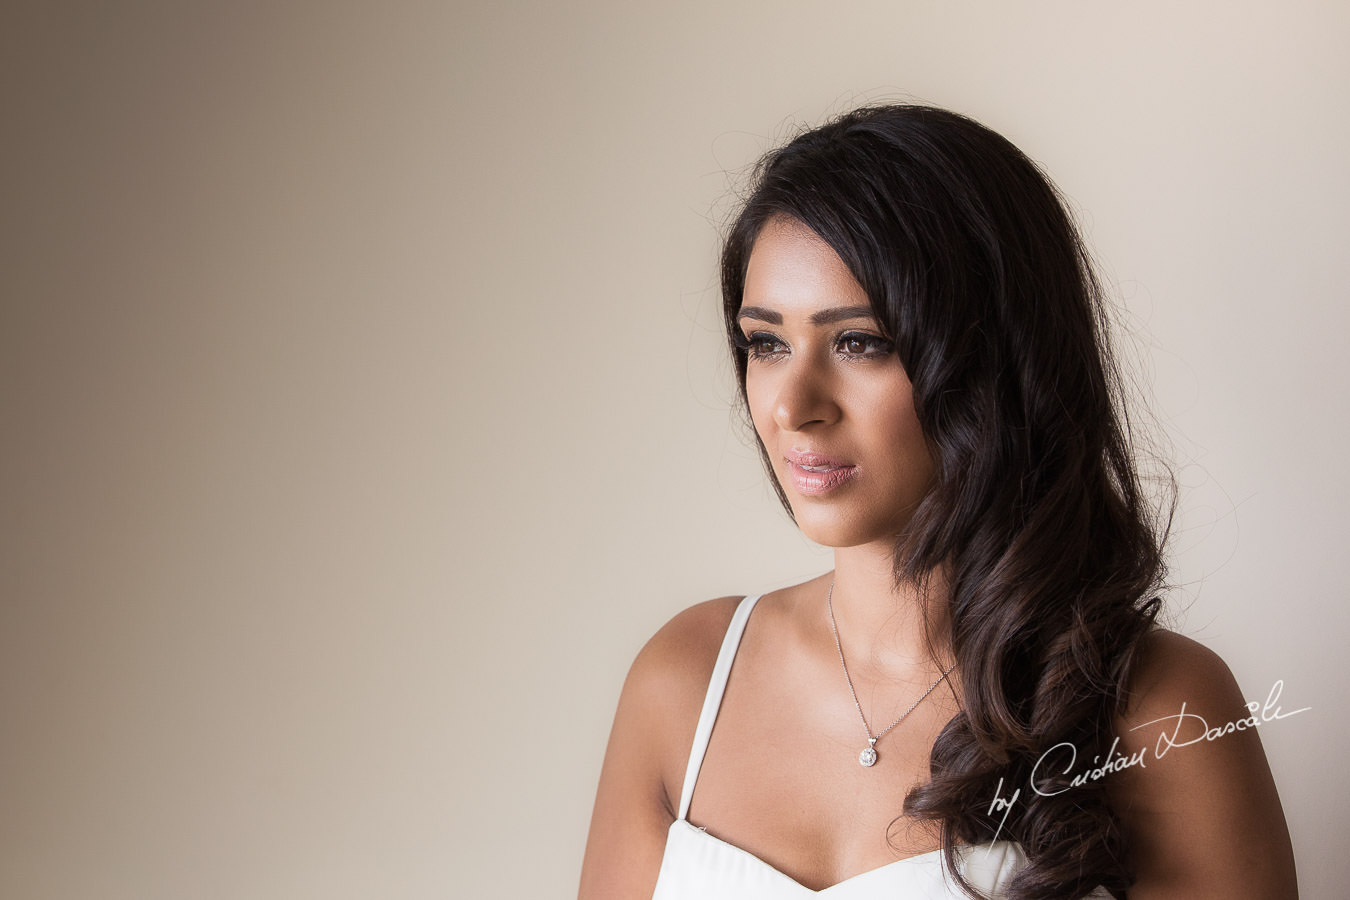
[771,356,841,432]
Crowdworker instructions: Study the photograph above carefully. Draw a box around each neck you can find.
[827,541,952,678]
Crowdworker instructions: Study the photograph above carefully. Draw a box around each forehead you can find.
[742,217,870,318]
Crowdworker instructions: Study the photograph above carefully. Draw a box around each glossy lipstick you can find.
[783,450,857,496]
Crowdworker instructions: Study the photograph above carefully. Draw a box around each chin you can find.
[788,502,916,551]
[792,511,885,550]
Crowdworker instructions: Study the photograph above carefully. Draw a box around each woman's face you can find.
[739,217,935,550]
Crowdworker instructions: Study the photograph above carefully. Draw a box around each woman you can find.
[579,104,1297,899]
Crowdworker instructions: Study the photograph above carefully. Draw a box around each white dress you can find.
[650,594,1113,899]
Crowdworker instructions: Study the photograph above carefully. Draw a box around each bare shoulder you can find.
[1107,629,1298,898]
[622,596,744,792]
[629,595,744,699]
[577,595,743,899]
[1122,629,1242,720]
[615,594,746,805]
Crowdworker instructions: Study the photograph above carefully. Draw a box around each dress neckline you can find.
[670,819,1019,895]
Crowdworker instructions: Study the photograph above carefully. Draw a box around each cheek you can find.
[744,377,774,439]
[744,379,790,485]
[893,418,937,486]
[869,391,934,476]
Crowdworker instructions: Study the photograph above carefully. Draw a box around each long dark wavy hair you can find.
[720,104,1168,899]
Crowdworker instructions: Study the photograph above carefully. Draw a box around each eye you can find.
[837,331,894,358]
[735,330,788,360]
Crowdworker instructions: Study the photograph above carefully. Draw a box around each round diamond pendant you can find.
[859,746,877,767]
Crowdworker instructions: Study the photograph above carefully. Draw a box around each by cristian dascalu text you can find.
[983,680,1310,842]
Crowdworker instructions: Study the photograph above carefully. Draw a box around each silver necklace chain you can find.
[826,579,956,767]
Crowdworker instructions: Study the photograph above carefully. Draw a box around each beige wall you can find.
[2,1,1345,896]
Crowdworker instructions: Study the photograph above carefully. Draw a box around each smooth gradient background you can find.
[2,1,1345,897]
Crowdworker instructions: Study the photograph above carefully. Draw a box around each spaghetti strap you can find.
[675,594,761,821]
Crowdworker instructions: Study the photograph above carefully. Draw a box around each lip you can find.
[783,449,858,496]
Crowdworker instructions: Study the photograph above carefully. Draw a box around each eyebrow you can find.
[736,305,876,326]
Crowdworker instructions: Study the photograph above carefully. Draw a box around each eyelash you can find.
[733,330,895,361]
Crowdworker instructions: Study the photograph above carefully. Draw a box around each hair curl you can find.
[720,104,1168,899]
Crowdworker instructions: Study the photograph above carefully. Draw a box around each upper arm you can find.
[577,597,739,900]
[1107,630,1298,898]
